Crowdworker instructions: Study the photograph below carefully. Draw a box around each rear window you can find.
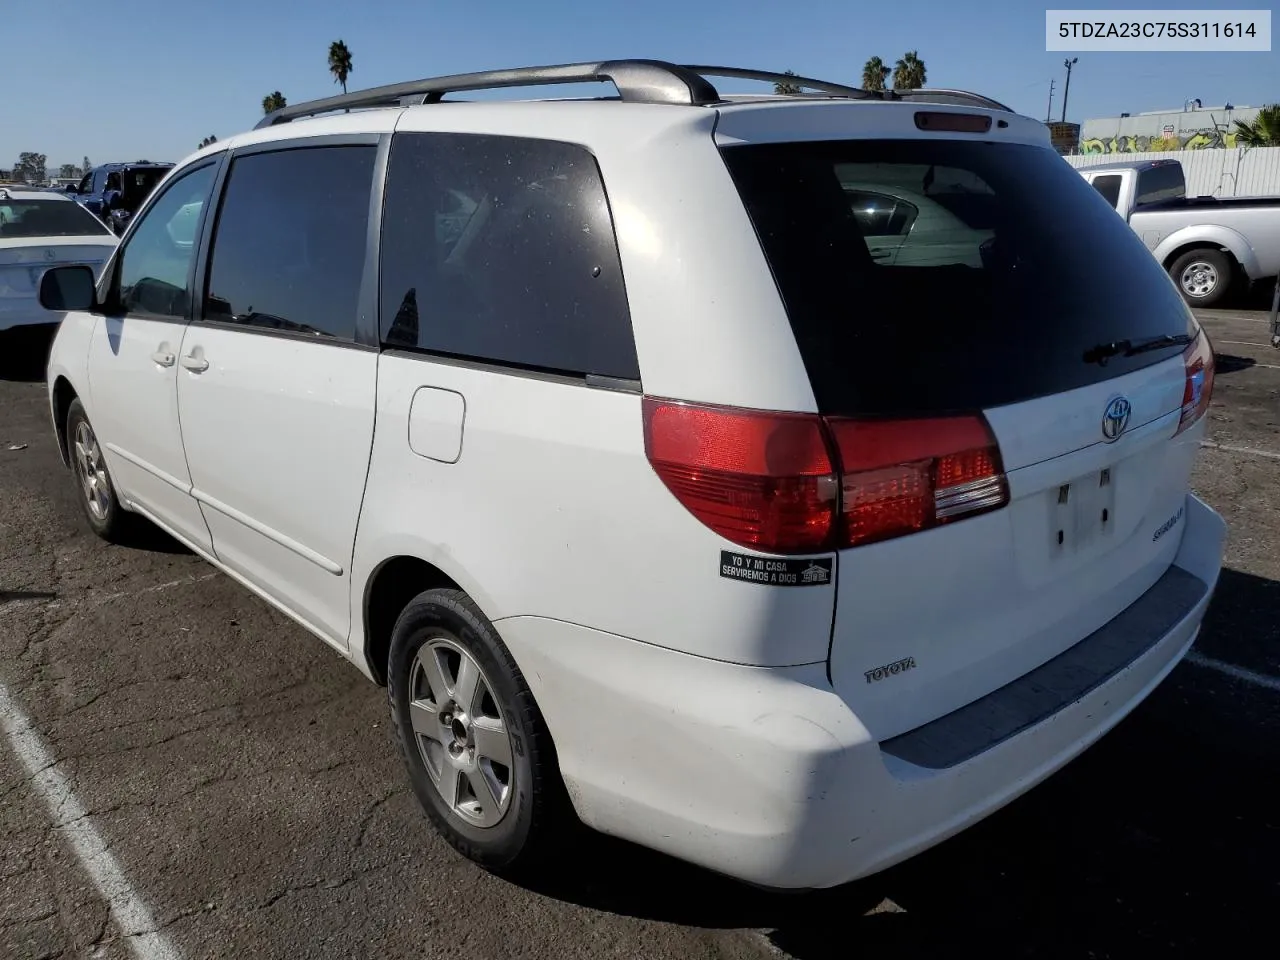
[0,198,111,238]
[1135,163,1185,206]
[720,139,1194,417]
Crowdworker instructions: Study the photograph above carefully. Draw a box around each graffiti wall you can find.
[1079,129,1241,154]
[1079,107,1261,155]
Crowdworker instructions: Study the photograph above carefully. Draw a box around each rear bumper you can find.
[499,494,1225,889]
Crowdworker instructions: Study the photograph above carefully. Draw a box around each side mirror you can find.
[39,265,97,312]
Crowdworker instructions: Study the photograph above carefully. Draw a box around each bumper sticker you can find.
[719,550,833,587]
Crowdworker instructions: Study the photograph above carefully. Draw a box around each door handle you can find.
[180,353,209,373]
[150,350,175,367]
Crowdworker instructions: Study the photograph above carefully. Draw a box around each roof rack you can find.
[255,59,1013,129]
[685,66,1013,113]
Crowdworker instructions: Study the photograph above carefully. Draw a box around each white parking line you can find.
[0,681,183,960]
[1200,440,1280,461]
[1217,339,1269,347]
[1186,650,1280,694]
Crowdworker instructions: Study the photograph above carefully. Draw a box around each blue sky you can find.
[4,0,1276,169]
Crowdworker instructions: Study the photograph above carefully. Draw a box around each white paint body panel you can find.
[42,93,1227,890]
[175,326,377,650]
[87,315,212,552]
[352,354,836,667]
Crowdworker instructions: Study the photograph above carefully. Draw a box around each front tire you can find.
[388,588,565,875]
[1170,248,1232,308]
[64,399,132,542]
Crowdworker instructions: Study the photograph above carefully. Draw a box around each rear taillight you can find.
[642,398,1008,553]
[641,399,838,553]
[1175,329,1215,435]
[826,416,1008,547]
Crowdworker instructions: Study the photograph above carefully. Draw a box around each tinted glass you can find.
[205,145,375,341]
[1135,163,1185,206]
[720,139,1194,417]
[117,163,216,319]
[121,167,169,204]
[380,132,639,380]
[0,198,111,237]
[1090,174,1122,209]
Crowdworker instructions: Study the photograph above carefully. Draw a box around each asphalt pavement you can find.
[1,310,1277,959]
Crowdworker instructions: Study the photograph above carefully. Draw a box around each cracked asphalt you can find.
[2,309,1278,959]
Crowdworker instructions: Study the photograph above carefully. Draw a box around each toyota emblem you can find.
[1101,396,1131,442]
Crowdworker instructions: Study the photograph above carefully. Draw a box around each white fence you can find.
[1064,146,1280,198]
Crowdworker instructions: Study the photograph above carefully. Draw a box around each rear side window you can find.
[379,132,639,380]
[720,139,1194,417]
[1135,163,1185,206]
[1090,174,1123,209]
[204,145,375,341]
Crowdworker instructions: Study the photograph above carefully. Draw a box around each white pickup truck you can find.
[1078,158,1280,307]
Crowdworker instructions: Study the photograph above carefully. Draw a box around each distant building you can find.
[1079,104,1262,154]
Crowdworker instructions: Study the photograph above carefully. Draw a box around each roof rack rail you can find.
[686,67,1012,112]
[683,66,876,101]
[255,59,1014,129]
[256,59,720,128]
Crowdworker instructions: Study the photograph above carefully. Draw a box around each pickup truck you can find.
[1077,158,1280,307]
[67,161,173,235]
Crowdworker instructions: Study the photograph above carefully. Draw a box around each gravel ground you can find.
[1,310,1277,960]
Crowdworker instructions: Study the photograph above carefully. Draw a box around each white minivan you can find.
[40,61,1224,890]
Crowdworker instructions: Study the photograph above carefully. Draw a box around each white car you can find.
[40,61,1224,890]
[0,187,117,332]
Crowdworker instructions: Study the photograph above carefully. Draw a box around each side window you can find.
[203,145,375,341]
[379,132,640,381]
[116,163,217,319]
[1090,175,1123,210]
[77,173,93,195]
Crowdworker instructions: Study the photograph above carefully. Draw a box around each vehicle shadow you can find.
[122,520,194,556]
[525,567,1275,957]
[0,323,57,382]
[1213,352,1256,375]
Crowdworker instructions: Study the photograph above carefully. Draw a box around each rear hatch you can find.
[0,239,115,316]
[719,125,1213,740]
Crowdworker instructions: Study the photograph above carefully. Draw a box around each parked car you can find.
[69,161,173,235]
[1079,158,1280,307]
[41,61,1224,890]
[0,187,117,333]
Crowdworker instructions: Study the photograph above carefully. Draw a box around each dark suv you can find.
[70,161,173,234]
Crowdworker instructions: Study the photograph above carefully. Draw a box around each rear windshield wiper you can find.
[1083,333,1194,365]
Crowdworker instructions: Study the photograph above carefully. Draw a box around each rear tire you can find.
[388,588,567,876]
[64,399,133,543]
[1169,248,1232,308]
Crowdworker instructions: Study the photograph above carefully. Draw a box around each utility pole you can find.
[1061,57,1078,123]
[1045,78,1055,122]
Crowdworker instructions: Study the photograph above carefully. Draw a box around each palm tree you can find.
[891,51,926,91]
[262,91,287,115]
[1233,104,1280,146]
[199,135,218,148]
[328,39,354,96]
[862,57,890,92]
[773,69,803,95]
